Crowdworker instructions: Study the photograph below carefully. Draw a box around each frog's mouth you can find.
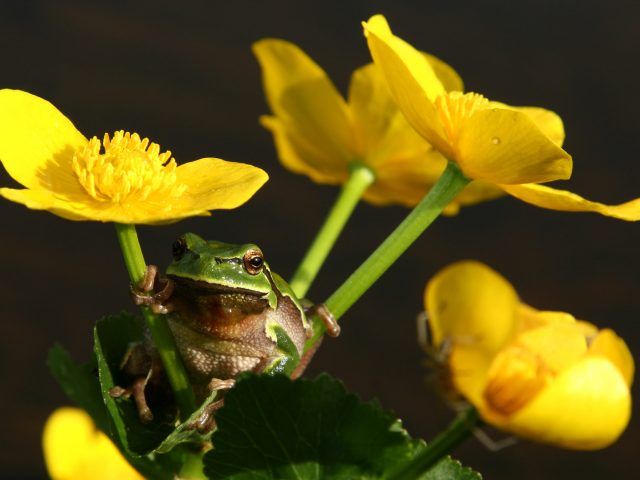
[167,275,266,297]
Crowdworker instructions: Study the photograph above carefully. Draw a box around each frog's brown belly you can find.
[167,317,274,381]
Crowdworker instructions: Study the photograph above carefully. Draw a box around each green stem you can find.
[387,407,479,480]
[290,162,375,298]
[325,161,469,321]
[114,223,196,420]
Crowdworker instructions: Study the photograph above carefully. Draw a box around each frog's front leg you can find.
[131,265,175,314]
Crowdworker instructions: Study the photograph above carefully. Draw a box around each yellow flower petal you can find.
[423,53,464,93]
[457,108,572,184]
[348,63,487,210]
[260,115,345,184]
[253,39,354,169]
[488,102,566,148]
[0,187,94,221]
[363,15,451,158]
[2,156,268,225]
[0,89,88,195]
[496,357,631,449]
[363,148,446,207]
[448,180,505,214]
[256,35,501,212]
[588,329,634,387]
[425,261,520,355]
[448,344,494,408]
[348,62,404,158]
[176,157,269,211]
[0,91,268,224]
[482,321,588,416]
[425,260,634,449]
[515,107,565,147]
[43,407,142,480]
[364,17,572,185]
[500,183,640,220]
[513,321,588,371]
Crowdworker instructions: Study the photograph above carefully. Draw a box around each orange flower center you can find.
[434,92,488,144]
[483,345,554,415]
[72,131,186,203]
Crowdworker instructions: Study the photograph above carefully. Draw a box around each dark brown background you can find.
[1,0,639,478]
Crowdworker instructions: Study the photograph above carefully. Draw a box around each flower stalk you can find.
[290,162,375,298]
[388,407,479,480]
[326,161,468,314]
[114,223,196,420]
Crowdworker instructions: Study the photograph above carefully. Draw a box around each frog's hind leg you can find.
[290,336,324,380]
[110,375,154,423]
[108,341,160,423]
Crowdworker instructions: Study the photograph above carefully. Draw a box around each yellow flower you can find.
[0,89,268,224]
[364,15,640,220]
[253,38,503,213]
[424,261,634,449]
[43,407,143,480]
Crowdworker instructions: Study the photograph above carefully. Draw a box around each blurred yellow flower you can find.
[0,89,268,224]
[364,15,640,220]
[43,407,142,480]
[254,38,503,213]
[424,261,634,449]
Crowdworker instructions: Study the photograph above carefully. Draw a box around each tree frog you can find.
[116,232,339,426]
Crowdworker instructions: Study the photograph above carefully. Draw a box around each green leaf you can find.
[48,339,175,480]
[94,312,220,455]
[46,344,110,434]
[93,312,175,455]
[203,374,480,480]
[422,457,481,480]
[153,388,217,454]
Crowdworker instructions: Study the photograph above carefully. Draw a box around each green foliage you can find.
[93,312,175,454]
[423,458,482,480]
[47,335,173,479]
[49,313,481,479]
[204,374,481,480]
[47,344,109,433]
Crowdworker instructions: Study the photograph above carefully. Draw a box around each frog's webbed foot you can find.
[306,303,340,337]
[187,378,235,433]
[131,265,175,314]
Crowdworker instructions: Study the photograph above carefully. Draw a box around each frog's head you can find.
[166,233,273,294]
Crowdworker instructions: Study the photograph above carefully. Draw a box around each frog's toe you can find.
[208,378,236,392]
[188,398,225,433]
[139,265,159,292]
[315,304,340,337]
[131,376,154,423]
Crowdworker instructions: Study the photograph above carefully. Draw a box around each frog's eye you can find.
[243,249,264,275]
[172,237,188,260]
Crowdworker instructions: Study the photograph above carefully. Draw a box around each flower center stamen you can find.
[435,92,488,144]
[72,131,186,203]
[483,345,554,416]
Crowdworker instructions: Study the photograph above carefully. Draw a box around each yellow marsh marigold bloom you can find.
[253,38,503,213]
[43,407,142,480]
[364,15,640,220]
[0,90,268,224]
[424,261,634,449]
